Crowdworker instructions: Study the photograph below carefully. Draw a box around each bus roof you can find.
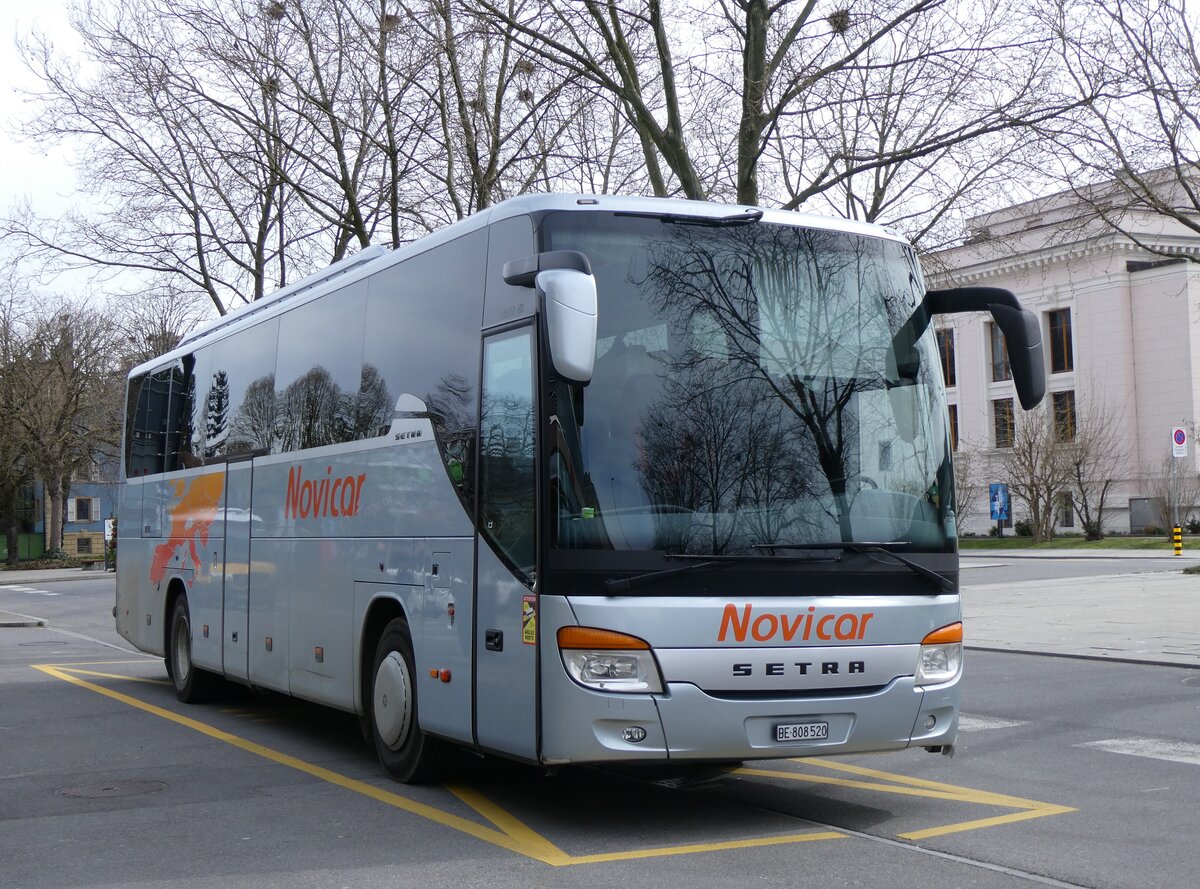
[130,194,907,380]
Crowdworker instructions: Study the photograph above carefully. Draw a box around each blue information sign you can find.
[989,483,1010,521]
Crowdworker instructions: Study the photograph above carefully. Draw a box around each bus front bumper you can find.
[539,673,959,766]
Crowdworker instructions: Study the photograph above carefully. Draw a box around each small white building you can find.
[926,184,1200,536]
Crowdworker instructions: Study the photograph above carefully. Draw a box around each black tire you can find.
[369,618,443,783]
[168,595,222,703]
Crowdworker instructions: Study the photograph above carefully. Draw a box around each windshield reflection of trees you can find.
[625,225,924,552]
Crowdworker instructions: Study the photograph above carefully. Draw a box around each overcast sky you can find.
[1,0,79,225]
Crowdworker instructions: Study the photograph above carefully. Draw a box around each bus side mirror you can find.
[538,269,598,384]
[503,250,598,384]
[924,287,1046,410]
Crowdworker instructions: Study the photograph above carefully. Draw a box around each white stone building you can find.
[926,186,1200,536]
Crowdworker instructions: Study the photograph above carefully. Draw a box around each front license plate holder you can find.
[775,721,830,742]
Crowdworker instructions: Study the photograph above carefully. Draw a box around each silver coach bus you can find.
[116,194,1045,782]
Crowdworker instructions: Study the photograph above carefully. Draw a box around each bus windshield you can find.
[542,211,954,557]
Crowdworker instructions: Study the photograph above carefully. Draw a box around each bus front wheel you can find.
[168,595,221,703]
[370,618,442,783]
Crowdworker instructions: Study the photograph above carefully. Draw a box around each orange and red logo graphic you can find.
[285,465,366,520]
[717,603,875,643]
[150,472,226,586]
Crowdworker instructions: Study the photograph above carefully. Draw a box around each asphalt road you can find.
[2,571,1198,889]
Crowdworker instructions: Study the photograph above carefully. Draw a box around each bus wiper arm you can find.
[614,208,763,227]
[604,551,829,594]
[754,543,954,592]
[605,559,728,594]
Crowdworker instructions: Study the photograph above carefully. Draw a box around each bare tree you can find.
[468,0,1086,220]
[111,286,210,369]
[951,435,986,531]
[4,2,309,314]
[5,302,124,553]
[1147,455,1200,531]
[1000,403,1070,542]
[1059,394,1129,539]
[782,5,1088,248]
[0,287,35,564]
[1040,0,1200,255]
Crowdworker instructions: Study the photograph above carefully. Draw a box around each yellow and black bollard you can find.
[1173,525,1183,556]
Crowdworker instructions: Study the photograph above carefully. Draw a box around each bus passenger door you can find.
[474,326,539,761]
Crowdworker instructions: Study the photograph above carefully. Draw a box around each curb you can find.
[966,645,1200,671]
[0,610,47,628]
[0,569,115,585]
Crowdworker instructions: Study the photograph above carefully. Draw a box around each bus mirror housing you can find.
[924,287,1046,410]
[538,269,598,384]
[503,250,598,384]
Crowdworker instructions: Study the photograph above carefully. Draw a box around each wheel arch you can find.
[162,578,189,660]
[358,595,410,717]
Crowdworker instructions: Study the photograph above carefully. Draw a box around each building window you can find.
[68,497,98,523]
[1053,390,1076,442]
[948,404,959,451]
[1048,308,1073,373]
[1056,492,1075,528]
[989,322,1011,382]
[76,537,93,554]
[936,329,956,386]
[879,440,893,472]
[993,398,1014,448]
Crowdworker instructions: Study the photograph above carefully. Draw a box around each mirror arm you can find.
[923,286,1046,411]
[503,250,592,287]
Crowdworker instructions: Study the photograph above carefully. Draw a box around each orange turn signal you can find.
[557,626,650,650]
[922,622,963,645]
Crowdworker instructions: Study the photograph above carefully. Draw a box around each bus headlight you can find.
[916,622,963,686]
[557,626,663,694]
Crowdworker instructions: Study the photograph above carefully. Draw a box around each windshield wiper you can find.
[604,551,835,594]
[752,542,954,592]
[614,208,763,227]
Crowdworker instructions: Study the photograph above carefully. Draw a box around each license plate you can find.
[775,722,829,742]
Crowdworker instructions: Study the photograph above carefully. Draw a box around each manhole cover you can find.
[57,780,167,800]
[1183,675,1200,687]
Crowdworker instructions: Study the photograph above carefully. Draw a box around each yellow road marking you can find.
[34,663,843,865]
[564,831,846,864]
[35,659,156,667]
[35,663,1074,857]
[447,785,572,865]
[56,668,169,685]
[735,758,1075,839]
[33,664,539,860]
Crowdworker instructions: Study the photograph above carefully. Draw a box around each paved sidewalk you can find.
[962,571,1200,667]
[2,558,1198,668]
[0,567,113,585]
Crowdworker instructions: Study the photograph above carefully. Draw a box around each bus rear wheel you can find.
[168,595,221,703]
[370,618,443,783]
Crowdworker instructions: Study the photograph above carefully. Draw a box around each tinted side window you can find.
[479,328,536,582]
[483,215,535,328]
[162,360,188,472]
[273,284,367,452]
[210,320,279,459]
[124,372,151,477]
[181,347,212,467]
[363,230,487,506]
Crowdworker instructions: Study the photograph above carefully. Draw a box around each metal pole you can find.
[1172,450,1178,529]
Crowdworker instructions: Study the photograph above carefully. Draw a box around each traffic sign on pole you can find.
[1172,427,1188,458]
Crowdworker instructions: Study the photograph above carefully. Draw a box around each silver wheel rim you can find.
[373,651,412,751]
[173,611,191,685]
